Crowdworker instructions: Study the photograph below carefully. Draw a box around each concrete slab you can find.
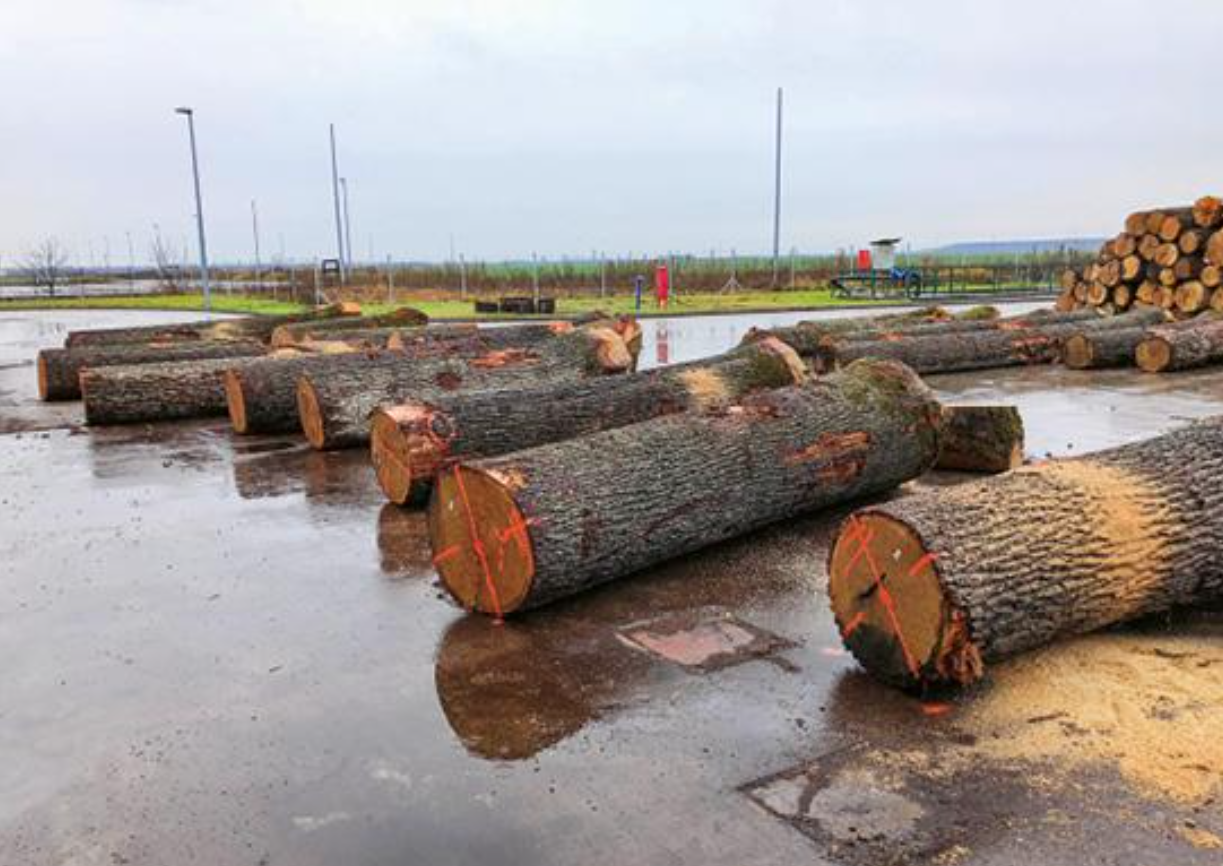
[1,309,1221,866]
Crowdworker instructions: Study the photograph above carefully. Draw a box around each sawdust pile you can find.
[959,629,1223,805]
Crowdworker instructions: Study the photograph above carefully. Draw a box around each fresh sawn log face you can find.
[428,358,943,616]
[827,417,1223,689]
[370,337,807,505]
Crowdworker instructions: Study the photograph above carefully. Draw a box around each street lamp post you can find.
[175,107,212,314]
[329,124,347,281]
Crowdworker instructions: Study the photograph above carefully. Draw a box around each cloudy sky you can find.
[2,0,1221,265]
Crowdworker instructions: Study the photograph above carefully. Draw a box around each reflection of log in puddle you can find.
[376,504,432,576]
[231,443,378,507]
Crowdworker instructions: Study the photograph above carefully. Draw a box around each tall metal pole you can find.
[329,123,347,281]
[771,86,784,288]
[251,199,262,293]
[175,107,212,314]
[340,177,354,271]
[125,230,135,289]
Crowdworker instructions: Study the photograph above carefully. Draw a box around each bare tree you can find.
[150,229,183,292]
[23,237,70,296]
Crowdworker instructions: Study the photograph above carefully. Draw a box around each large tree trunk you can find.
[827,418,1223,689]
[738,306,981,355]
[269,307,428,347]
[428,358,943,616]
[1136,317,1223,372]
[1061,326,1147,369]
[934,406,1024,473]
[371,337,807,505]
[297,326,635,450]
[82,353,304,425]
[63,303,360,348]
[38,340,266,401]
[225,323,585,435]
[815,308,1166,375]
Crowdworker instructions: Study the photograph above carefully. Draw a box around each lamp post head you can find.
[174,107,193,116]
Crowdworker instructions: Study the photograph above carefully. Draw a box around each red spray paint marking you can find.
[452,466,505,622]
[840,610,867,640]
[907,551,938,578]
[432,544,461,566]
[845,516,921,678]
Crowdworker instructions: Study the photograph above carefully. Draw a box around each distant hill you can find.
[927,238,1106,257]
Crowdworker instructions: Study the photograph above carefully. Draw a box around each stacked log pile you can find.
[1057,196,1223,318]
[827,417,1223,689]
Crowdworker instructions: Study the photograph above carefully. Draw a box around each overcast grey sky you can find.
[2,0,1221,265]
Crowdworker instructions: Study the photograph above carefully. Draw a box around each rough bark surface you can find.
[738,307,968,354]
[429,358,943,616]
[815,308,1166,374]
[269,307,429,347]
[39,340,266,401]
[298,327,635,450]
[1136,317,1223,372]
[63,304,359,348]
[828,418,1223,689]
[371,337,807,505]
[1061,327,1147,369]
[82,354,294,425]
[934,406,1024,473]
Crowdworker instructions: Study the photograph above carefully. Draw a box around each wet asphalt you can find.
[1,307,1221,866]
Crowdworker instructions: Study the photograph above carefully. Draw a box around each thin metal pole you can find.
[340,176,354,271]
[251,199,262,295]
[329,124,346,281]
[459,253,468,300]
[386,254,394,303]
[532,252,540,306]
[125,231,135,290]
[771,86,784,288]
[176,108,212,314]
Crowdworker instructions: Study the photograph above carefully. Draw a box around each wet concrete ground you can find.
[2,308,1222,866]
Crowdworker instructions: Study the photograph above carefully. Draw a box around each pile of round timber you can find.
[296,322,640,450]
[370,336,807,505]
[827,417,1223,689]
[427,358,943,617]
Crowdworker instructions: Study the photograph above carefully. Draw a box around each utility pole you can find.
[251,199,262,293]
[175,106,212,313]
[125,230,135,289]
[340,176,354,271]
[771,86,784,288]
[329,123,346,281]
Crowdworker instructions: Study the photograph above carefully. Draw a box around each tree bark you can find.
[429,358,943,616]
[814,308,1165,375]
[226,323,589,435]
[269,307,429,347]
[63,303,360,348]
[371,337,807,505]
[297,326,635,450]
[38,339,265,401]
[1061,326,1147,369]
[738,306,974,354]
[934,406,1024,473]
[1136,317,1223,372]
[81,354,301,425]
[827,417,1223,689]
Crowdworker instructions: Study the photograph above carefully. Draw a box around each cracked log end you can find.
[429,465,534,616]
[224,369,249,434]
[36,351,50,401]
[296,378,327,449]
[1135,337,1172,372]
[828,512,982,689]
[371,404,449,505]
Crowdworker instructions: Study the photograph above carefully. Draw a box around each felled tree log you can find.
[428,358,943,616]
[226,323,582,435]
[827,418,1223,689]
[38,339,266,401]
[1136,317,1223,372]
[739,306,961,354]
[370,337,807,505]
[1061,327,1147,369]
[934,406,1024,473]
[269,307,428,347]
[82,353,303,425]
[298,326,635,450]
[1193,195,1223,229]
[814,308,1166,375]
[63,303,360,348]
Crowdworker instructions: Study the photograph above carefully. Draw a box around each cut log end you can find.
[827,512,982,689]
[370,405,449,505]
[588,327,633,373]
[429,465,535,616]
[1135,337,1172,373]
[36,352,50,401]
[1062,334,1093,370]
[296,379,327,449]
[224,370,249,434]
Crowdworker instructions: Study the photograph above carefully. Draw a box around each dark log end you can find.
[1135,337,1172,373]
[296,379,327,449]
[224,370,249,434]
[429,465,535,617]
[828,512,982,689]
[371,405,449,505]
[935,405,1024,473]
